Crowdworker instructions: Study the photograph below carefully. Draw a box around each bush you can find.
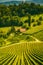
[0,38,6,46]
[17,29,20,32]
[33,23,37,27]
[26,36,29,40]
[7,26,15,35]
[26,27,29,30]
[11,26,15,32]
[36,20,38,22]
[19,22,23,26]
[39,16,42,21]
[37,21,41,25]
[24,20,28,23]
[32,19,35,23]
[3,35,8,39]
[22,23,29,29]
[16,29,21,34]
[22,24,26,28]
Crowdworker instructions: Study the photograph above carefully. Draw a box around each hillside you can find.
[0,1,43,65]
[0,13,43,47]
[0,0,43,5]
[0,1,22,5]
[0,42,43,65]
[33,0,43,3]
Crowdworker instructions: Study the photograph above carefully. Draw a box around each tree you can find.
[28,14,31,27]
[39,16,42,21]
[10,26,15,33]
[37,21,41,25]
[33,23,37,27]
[32,19,35,23]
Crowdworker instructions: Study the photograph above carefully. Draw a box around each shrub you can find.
[33,23,37,27]
[26,36,29,40]
[37,21,41,25]
[26,27,29,30]
[19,22,23,26]
[39,16,42,21]
[24,20,28,23]
[16,29,21,34]
[32,19,35,23]
[7,26,15,35]
[22,23,29,29]
[11,26,15,32]
[3,35,8,39]
[22,24,26,28]
[0,38,6,46]
[36,20,39,22]
[17,29,20,32]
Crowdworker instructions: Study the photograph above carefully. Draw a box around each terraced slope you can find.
[0,42,43,65]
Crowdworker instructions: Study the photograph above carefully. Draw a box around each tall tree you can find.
[28,14,31,27]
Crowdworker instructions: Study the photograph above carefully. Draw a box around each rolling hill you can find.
[0,0,43,5]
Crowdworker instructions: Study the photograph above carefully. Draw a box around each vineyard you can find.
[0,42,43,65]
[0,1,43,65]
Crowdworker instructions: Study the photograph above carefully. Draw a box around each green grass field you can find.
[0,42,43,65]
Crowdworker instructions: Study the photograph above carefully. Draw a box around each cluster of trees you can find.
[32,16,43,27]
[0,14,31,27]
[0,2,43,16]
[0,2,43,27]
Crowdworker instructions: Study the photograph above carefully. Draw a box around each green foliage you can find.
[16,29,21,34]
[22,23,29,29]
[0,38,6,46]
[32,19,35,23]
[22,24,26,28]
[37,21,41,25]
[10,26,15,32]
[39,16,43,21]
[25,14,31,27]
[17,29,20,32]
[0,2,43,27]
[0,32,35,47]
[33,23,37,27]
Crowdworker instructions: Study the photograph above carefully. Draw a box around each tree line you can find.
[0,2,43,27]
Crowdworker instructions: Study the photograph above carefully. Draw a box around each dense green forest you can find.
[0,2,43,27]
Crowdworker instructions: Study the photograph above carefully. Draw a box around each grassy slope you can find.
[0,14,43,46]
[0,33,35,47]
[24,24,43,41]
[0,24,43,34]
[0,22,43,42]
[26,25,43,34]
[0,27,11,34]
[33,30,43,41]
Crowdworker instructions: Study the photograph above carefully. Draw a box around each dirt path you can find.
[0,34,41,49]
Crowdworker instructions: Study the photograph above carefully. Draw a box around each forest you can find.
[0,2,43,27]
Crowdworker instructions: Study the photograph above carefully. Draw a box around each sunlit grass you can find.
[33,30,43,41]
